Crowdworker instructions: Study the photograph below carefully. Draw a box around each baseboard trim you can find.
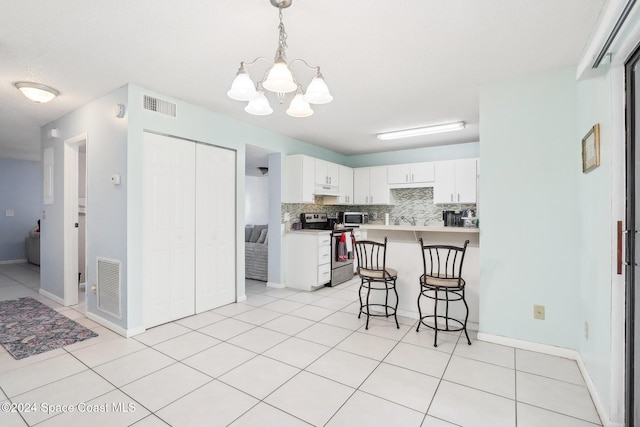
[477,332,615,426]
[267,281,286,289]
[575,353,624,427]
[39,288,64,305]
[85,312,145,338]
[237,294,247,303]
[0,259,28,265]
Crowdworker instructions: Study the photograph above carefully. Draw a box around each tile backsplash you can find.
[282,187,476,227]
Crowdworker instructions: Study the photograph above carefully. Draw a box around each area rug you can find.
[0,297,98,360]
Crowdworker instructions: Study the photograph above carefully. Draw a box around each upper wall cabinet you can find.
[433,158,478,204]
[387,162,435,187]
[315,159,340,187]
[337,165,354,205]
[285,154,315,203]
[285,154,341,203]
[354,166,394,205]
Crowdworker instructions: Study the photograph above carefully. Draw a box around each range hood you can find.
[314,183,339,196]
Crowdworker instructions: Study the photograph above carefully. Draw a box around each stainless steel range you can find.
[300,213,354,287]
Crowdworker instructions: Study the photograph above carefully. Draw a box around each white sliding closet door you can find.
[195,143,236,312]
[143,132,196,328]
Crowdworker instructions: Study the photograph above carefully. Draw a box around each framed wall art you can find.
[582,123,600,173]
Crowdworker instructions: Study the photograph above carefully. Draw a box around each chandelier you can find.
[227,0,333,117]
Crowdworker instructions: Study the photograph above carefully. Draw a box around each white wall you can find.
[479,68,581,349]
[245,175,269,225]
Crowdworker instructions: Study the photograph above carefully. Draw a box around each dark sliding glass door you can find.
[625,43,640,427]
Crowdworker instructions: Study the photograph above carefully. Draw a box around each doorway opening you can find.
[63,134,87,307]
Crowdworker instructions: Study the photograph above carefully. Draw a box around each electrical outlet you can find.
[584,321,589,340]
[533,305,545,320]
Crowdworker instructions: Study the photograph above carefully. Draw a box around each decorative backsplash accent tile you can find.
[282,187,475,227]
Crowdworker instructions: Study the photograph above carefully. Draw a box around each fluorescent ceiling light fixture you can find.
[15,82,60,103]
[377,121,466,140]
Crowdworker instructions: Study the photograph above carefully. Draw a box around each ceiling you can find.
[0,0,605,161]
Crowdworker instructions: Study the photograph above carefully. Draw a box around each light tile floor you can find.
[0,264,602,426]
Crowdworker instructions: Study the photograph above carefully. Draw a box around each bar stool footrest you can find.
[417,315,465,333]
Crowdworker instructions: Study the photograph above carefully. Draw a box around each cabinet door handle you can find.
[458,194,460,202]
[412,174,414,182]
[371,195,374,203]
[450,194,453,202]
[365,196,368,203]
[406,174,409,182]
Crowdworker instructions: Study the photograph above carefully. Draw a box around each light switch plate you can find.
[5,209,14,217]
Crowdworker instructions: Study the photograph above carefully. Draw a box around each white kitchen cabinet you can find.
[434,158,478,204]
[387,162,435,186]
[285,154,315,203]
[315,159,340,187]
[337,165,354,204]
[142,133,236,328]
[354,167,394,205]
[286,232,332,291]
[286,155,341,202]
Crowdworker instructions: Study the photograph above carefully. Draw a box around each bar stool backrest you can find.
[419,238,470,287]
[353,237,389,277]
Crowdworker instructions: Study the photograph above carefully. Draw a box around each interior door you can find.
[143,132,196,327]
[195,143,236,312]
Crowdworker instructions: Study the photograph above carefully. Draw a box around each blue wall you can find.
[0,158,41,262]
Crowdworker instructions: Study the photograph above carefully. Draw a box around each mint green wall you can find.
[347,142,479,167]
[479,68,580,349]
[576,68,613,413]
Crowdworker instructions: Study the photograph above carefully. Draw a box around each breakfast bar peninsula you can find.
[358,225,480,330]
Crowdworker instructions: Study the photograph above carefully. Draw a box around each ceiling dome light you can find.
[15,82,59,103]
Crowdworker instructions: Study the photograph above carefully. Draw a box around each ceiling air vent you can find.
[143,94,177,117]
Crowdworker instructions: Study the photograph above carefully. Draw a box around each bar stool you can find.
[416,238,471,347]
[352,237,399,330]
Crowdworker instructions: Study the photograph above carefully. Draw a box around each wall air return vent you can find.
[97,257,122,319]
[143,94,177,117]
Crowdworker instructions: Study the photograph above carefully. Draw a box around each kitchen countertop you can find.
[287,229,331,235]
[360,224,479,233]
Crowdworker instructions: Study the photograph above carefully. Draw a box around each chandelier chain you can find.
[278,7,288,49]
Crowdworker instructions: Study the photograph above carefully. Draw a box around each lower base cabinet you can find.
[285,232,331,291]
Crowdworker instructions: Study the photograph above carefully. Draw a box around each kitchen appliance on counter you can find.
[338,212,369,227]
[299,213,355,287]
[461,209,478,228]
[443,210,463,227]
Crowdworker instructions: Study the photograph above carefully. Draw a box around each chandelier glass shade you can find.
[227,0,332,117]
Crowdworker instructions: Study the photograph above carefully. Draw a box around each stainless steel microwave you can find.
[338,212,369,227]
